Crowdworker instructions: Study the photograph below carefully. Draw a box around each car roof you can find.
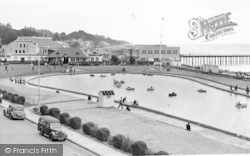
[9,104,24,108]
[39,116,60,123]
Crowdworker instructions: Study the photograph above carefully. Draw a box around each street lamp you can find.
[38,57,41,108]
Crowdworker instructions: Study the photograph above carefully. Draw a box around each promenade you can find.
[1,65,250,155]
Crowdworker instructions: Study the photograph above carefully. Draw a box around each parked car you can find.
[3,104,26,120]
[37,116,67,141]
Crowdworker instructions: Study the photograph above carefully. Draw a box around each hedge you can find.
[96,127,110,142]
[112,134,125,149]
[131,141,148,155]
[16,96,25,105]
[82,122,98,137]
[5,93,13,101]
[48,107,60,119]
[10,94,19,103]
[59,113,70,125]
[40,105,49,115]
[69,117,81,129]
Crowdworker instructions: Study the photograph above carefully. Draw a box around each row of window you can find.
[19,42,36,48]
[141,50,178,55]
[91,57,100,61]
[15,50,25,54]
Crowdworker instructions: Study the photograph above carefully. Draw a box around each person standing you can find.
[235,85,238,91]
[186,122,191,131]
[118,97,123,109]
[246,86,249,94]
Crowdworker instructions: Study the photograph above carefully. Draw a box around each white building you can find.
[2,36,62,62]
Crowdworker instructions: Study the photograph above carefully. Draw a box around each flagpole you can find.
[160,17,163,70]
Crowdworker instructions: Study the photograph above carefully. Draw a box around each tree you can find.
[71,41,80,48]
[60,32,67,40]
[53,32,61,41]
[111,55,120,65]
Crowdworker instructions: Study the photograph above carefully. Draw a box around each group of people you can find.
[10,77,26,85]
[118,97,131,111]
[230,85,249,94]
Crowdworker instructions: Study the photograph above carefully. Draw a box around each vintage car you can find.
[3,104,26,120]
[37,116,67,141]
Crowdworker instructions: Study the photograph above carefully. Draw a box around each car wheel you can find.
[39,128,44,135]
[50,135,54,141]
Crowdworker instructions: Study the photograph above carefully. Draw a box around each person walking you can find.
[118,97,123,109]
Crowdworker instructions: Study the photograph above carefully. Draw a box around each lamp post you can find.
[38,57,40,108]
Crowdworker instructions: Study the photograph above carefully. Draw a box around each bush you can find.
[40,105,48,115]
[112,134,125,149]
[16,96,25,105]
[82,122,99,137]
[69,117,81,129]
[4,92,12,101]
[96,127,110,142]
[11,94,19,103]
[59,113,70,125]
[131,141,148,155]
[155,151,169,155]
[48,107,60,119]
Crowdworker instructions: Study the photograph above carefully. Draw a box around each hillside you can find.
[0,23,129,48]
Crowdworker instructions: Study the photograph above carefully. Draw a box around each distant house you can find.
[2,36,62,62]
[86,52,103,65]
[47,47,88,64]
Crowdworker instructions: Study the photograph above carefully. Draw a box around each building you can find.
[202,64,219,73]
[47,47,88,64]
[3,36,62,62]
[124,44,180,65]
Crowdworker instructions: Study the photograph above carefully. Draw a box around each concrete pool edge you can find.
[26,72,250,143]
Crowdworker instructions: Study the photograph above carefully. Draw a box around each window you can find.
[142,50,146,54]
[148,50,150,54]
[24,44,26,47]
[155,50,159,54]
[15,50,18,53]
[23,50,25,53]
[96,57,99,61]
[91,57,94,61]
[167,50,171,54]
[173,50,178,54]
[20,44,22,47]
[161,50,165,54]
[19,50,21,53]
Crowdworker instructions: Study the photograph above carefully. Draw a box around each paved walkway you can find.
[0,101,129,156]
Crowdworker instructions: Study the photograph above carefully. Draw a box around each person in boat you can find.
[133,99,138,105]
[122,97,127,103]
[56,90,60,93]
[246,86,249,94]
[186,122,191,131]
[126,106,130,111]
[235,85,238,91]
[118,97,123,109]
[88,95,92,100]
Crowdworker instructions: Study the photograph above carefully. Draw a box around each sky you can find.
[0,0,250,51]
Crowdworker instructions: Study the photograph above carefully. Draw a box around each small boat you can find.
[114,79,122,88]
[120,80,125,84]
[90,74,95,77]
[147,87,154,91]
[100,74,107,77]
[111,73,115,76]
[198,89,206,93]
[126,86,135,91]
[235,102,247,108]
[56,90,60,93]
[169,92,177,97]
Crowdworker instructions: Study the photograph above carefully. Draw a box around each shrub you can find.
[65,117,71,126]
[11,94,19,103]
[155,151,169,155]
[112,134,125,149]
[69,117,81,129]
[131,141,148,155]
[5,92,12,101]
[16,96,25,105]
[40,105,49,115]
[96,127,110,142]
[59,113,70,125]
[48,107,60,119]
[2,90,7,98]
[82,122,99,138]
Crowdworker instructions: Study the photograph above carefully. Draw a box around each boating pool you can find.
[30,73,250,137]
